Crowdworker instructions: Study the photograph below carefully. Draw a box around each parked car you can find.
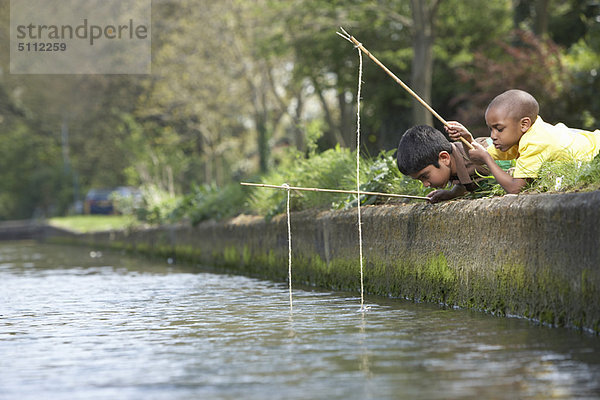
[113,186,143,203]
[84,187,142,215]
[84,188,116,214]
[111,186,143,213]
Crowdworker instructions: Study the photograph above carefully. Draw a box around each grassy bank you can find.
[48,215,140,233]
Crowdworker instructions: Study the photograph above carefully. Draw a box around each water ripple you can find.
[0,242,599,400]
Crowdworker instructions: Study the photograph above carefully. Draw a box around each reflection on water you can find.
[1,241,599,400]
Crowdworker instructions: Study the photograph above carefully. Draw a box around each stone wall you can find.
[52,191,600,333]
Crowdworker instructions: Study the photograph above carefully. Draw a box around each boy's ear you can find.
[438,151,451,166]
[519,117,532,133]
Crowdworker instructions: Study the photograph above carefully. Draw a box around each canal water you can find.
[1,242,599,400]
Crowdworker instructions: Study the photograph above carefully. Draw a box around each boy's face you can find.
[409,151,452,189]
[485,106,531,152]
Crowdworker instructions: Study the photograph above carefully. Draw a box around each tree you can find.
[409,0,442,126]
[136,0,252,187]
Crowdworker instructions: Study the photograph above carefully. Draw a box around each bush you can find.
[246,145,359,218]
[177,182,249,225]
[247,147,430,219]
[134,185,182,225]
[334,150,430,209]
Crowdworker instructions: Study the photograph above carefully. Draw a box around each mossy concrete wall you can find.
[51,191,600,333]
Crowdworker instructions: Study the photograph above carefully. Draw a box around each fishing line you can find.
[242,28,444,313]
[355,45,366,312]
[283,183,293,311]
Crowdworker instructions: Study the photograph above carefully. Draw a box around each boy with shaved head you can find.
[446,89,600,194]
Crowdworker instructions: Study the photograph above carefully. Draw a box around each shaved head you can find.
[486,89,539,122]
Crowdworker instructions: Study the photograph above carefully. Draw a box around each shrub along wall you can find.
[50,191,600,333]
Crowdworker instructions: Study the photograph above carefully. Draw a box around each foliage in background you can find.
[0,0,599,220]
[121,146,600,225]
[246,145,359,219]
[333,150,429,209]
[177,183,249,226]
[133,185,182,225]
[452,30,566,136]
[160,148,429,224]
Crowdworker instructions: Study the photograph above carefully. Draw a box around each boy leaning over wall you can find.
[446,89,600,194]
[396,125,500,203]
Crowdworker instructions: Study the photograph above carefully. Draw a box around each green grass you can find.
[48,215,140,233]
[464,153,600,199]
[527,153,600,193]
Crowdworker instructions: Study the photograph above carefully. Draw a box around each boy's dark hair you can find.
[396,125,452,175]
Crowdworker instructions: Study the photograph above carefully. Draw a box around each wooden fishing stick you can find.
[241,182,429,200]
[337,27,474,150]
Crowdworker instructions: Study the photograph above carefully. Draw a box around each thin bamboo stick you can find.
[337,28,474,150]
[240,182,429,200]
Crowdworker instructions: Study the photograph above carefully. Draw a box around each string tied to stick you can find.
[282,183,293,311]
[241,182,429,200]
[354,43,366,313]
[335,26,368,311]
[337,27,474,150]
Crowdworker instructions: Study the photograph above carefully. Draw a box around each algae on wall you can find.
[53,191,600,333]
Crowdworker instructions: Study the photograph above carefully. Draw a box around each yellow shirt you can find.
[487,116,600,178]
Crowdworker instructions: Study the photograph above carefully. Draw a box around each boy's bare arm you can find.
[427,184,467,203]
[467,142,528,194]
